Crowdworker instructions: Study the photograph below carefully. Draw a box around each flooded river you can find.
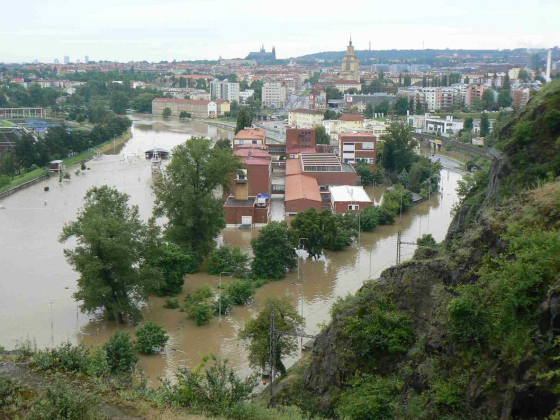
[0,114,462,385]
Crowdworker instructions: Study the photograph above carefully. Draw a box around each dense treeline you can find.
[0,114,131,178]
[0,69,165,114]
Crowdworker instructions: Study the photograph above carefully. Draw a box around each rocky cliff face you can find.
[275,81,560,418]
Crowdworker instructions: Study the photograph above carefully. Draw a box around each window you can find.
[362,142,375,150]
[348,204,360,210]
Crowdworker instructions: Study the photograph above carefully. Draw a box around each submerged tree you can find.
[239,296,304,377]
[59,186,158,323]
[153,137,242,265]
[250,221,297,280]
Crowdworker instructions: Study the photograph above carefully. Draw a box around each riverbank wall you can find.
[0,130,132,200]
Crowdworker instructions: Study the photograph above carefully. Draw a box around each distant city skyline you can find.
[1,0,559,63]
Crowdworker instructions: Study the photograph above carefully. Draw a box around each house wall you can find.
[285,198,322,214]
[304,171,357,187]
[333,200,373,213]
[286,129,316,150]
[247,163,272,196]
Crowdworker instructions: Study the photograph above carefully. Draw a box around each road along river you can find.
[0,114,463,385]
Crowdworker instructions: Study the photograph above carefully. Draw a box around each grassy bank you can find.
[0,130,132,194]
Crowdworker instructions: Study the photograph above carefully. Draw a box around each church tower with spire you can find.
[340,36,360,82]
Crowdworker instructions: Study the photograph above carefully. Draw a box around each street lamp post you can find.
[296,238,307,349]
[219,271,231,327]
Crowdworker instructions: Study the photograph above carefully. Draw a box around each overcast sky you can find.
[1,0,559,63]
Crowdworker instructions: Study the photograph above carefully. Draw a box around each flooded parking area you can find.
[0,115,462,385]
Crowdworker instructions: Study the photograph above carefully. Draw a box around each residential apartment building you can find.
[262,82,287,109]
[398,86,462,111]
[288,108,324,128]
[338,132,377,167]
[151,98,217,118]
[512,88,531,109]
[466,84,491,107]
[209,79,240,103]
[344,93,397,110]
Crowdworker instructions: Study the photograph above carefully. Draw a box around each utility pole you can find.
[268,312,315,408]
[269,312,276,407]
[396,230,401,265]
[219,271,231,327]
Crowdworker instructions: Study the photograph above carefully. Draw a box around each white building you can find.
[262,82,287,109]
[424,115,464,137]
[239,90,255,105]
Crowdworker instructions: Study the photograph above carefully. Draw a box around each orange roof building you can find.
[285,174,322,215]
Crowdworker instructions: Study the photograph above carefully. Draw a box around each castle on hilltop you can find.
[246,45,276,63]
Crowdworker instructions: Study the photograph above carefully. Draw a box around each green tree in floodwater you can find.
[234,107,252,134]
[152,137,243,265]
[239,296,304,376]
[59,186,159,323]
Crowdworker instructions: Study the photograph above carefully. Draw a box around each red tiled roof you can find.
[338,114,364,122]
[234,144,269,151]
[241,157,271,166]
[285,175,321,202]
[286,157,303,176]
[153,98,211,105]
[234,128,266,140]
[214,99,229,103]
[339,132,377,138]
[235,148,271,159]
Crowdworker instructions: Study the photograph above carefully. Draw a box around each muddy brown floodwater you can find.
[0,114,463,386]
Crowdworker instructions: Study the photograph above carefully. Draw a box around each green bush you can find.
[336,374,401,420]
[28,386,100,420]
[192,284,213,301]
[205,245,250,278]
[135,321,169,354]
[213,293,233,315]
[103,331,138,373]
[332,287,414,368]
[0,377,24,413]
[194,302,213,326]
[164,297,180,309]
[226,280,255,305]
[360,206,382,231]
[0,175,11,188]
[86,345,110,378]
[32,342,89,373]
[157,354,257,416]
